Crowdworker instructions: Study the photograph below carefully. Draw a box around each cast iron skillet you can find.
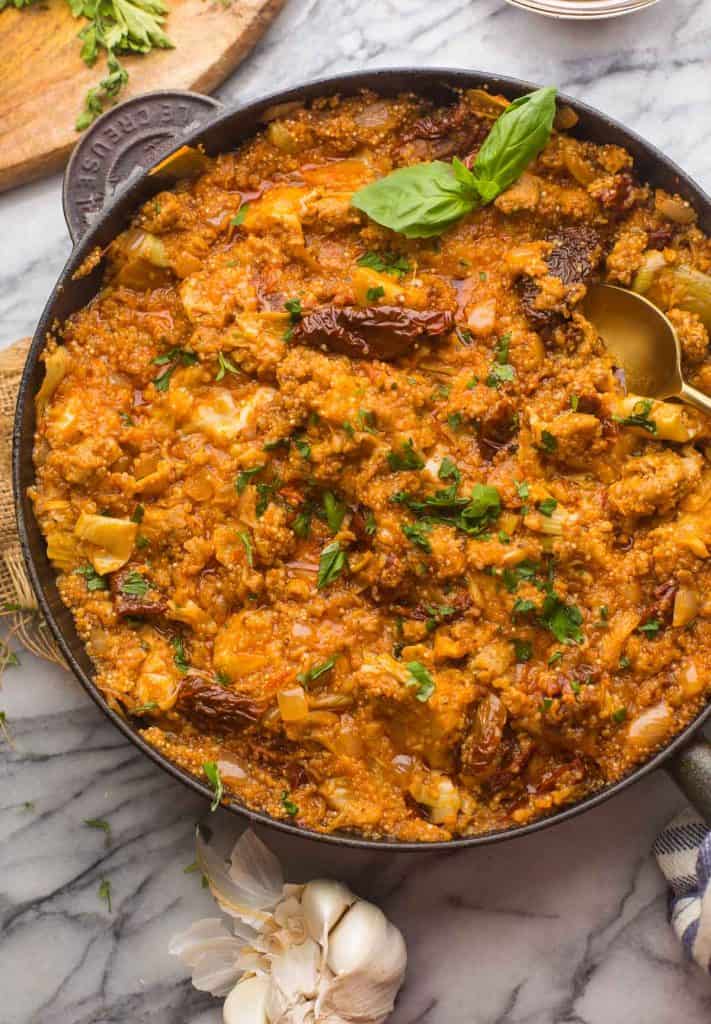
[13,68,711,850]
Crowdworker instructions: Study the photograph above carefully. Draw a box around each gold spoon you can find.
[581,283,711,416]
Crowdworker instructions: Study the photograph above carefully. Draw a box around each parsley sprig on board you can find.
[4,0,174,130]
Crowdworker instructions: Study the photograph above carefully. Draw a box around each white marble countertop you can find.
[2,1,711,1021]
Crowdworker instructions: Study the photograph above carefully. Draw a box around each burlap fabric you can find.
[0,338,66,672]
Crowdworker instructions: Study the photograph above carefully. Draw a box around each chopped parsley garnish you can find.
[119,572,150,597]
[357,409,377,433]
[366,285,385,302]
[74,565,108,591]
[486,363,515,389]
[538,498,558,517]
[133,701,159,714]
[131,504,144,523]
[98,879,112,913]
[438,457,460,484]
[255,479,281,518]
[447,411,464,430]
[539,593,584,644]
[424,604,456,632]
[292,504,314,539]
[171,635,189,673]
[512,598,537,619]
[317,541,346,590]
[515,480,530,514]
[356,251,410,276]
[203,761,223,812]
[323,492,346,534]
[498,530,511,544]
[231,204,250,226]
[297,656,336,686]
[638,618,662,637]
[494,332,511,363]
[387,439,425,472]
[365,511,377,536]
[618,655,631,670]
[548,650,563,666]
[405,661,435,702]
[294,436,311,461]
[215,351,240,382]
[614,399,658,434]
[541,697,553,713]
[502,559,541,593]
[84,818,111,844]
[151,347,198,392]
[283,298,303,340]
[402,521,432,553]
[455,326,474,346]
[237,530,253,568]
[281,791,299,816]
[393,482,501,538]
[539,430,558,453]
[570,393,580,411]
[119,412,134,426]
[513,638,533,662]
[612,707,628,724]
[236,465,264,494]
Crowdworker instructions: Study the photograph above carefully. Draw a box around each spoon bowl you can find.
[581,283,711,415]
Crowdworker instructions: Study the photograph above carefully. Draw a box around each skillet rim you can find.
[13,66,711,851]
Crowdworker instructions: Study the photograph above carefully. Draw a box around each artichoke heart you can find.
[74,512,137,574]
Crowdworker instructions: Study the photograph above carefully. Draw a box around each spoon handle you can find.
[679,382,711,417]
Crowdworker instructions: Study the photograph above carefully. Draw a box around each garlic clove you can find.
[223,975,270,1024]
[270,936,321,1002]
[169,918,245,996]
[197,826,283,928]
[326,900,389,975]
[318,922,407,1024]
[302,880,356,945]
[228,829,284,907]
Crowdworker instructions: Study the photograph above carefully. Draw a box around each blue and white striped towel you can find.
[654,809,711,971]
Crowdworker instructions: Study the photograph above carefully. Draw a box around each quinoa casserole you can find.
[31,86,711,842]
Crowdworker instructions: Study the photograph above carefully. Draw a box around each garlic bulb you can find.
[170,827,407,1024]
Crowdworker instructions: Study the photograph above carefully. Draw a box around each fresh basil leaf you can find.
[472,86,557,201]
[351,161,479,239]
[350,87,556,239]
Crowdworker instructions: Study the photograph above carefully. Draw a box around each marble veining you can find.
[2,1,711,1020]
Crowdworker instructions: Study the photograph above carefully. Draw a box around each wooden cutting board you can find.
[0,0,285,193]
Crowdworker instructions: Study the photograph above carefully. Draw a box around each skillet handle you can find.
[666,736,711,824]
[62,90,223,246]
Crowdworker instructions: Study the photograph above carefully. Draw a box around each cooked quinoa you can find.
[31,89,711,841]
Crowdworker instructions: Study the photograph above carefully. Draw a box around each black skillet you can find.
[13,68,711,850]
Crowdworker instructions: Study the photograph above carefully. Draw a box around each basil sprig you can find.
[351,86,557,238]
